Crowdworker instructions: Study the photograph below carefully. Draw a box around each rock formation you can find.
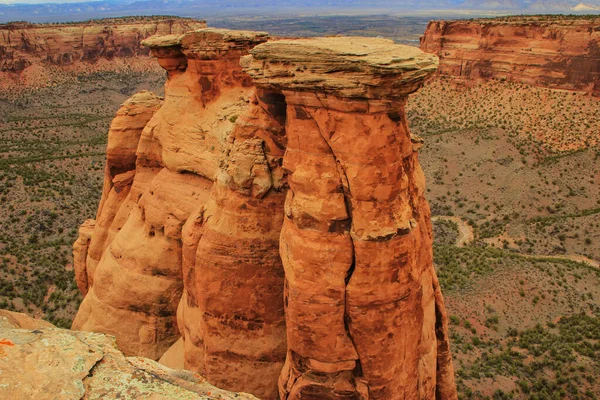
[420,16,600,96]
[0,310,257,399]
[73,28,457,399]
[73,91,163,297]
[72,28,286,399]
[242,37,455,400]
[0,17,206,72]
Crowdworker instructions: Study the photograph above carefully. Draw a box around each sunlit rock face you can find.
[72,29,270,367]
[421,17,600,96]
[0,18,207,72]
[242,37,456,400]
[73,30,457,400]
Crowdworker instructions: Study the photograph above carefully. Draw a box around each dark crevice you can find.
[387,110,402,122]
[258,90,287,129]
[344,253,356,287]
[433,282,447,344]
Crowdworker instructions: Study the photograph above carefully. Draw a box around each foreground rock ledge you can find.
[0,311,256,399]
[242,37,456,400]
[71,31,458,400]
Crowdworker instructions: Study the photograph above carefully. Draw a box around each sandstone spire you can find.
[166,28,288,399]
[72,30,457,400]
[242,37,457,399]
[72,29,268,362]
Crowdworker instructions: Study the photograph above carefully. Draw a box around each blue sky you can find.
[0,0,105,4]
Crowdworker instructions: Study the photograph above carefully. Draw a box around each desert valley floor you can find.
[1,68,599,399]
[1,15,600,399]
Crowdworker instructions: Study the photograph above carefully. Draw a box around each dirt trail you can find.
[432,216,474,247]
[433,215,599,268]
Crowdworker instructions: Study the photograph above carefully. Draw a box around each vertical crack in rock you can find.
[320,112,363,396]
[81,354,106,398]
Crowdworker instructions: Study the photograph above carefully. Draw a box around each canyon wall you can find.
[72,28,457,399]
[420,16,600,96]
[0,17,206,72]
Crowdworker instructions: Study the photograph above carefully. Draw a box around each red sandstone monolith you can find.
[242,37,457,399]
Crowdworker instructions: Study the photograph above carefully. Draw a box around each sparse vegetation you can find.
[420,75,600,398]
[0,70,165,327]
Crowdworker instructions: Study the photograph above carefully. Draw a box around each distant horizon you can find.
[1,0,598,25]
[0,0,102,3]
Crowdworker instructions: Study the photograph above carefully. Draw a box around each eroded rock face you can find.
[72,28,285,399]
[73,91,163,297]
[420,16,600,96]
[0,18,206,72]
[73,31,457,400]
[242,37,457,400]
[180,86,288,399]
[0,311,257,400]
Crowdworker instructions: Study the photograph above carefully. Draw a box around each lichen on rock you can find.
[0,311,257,399]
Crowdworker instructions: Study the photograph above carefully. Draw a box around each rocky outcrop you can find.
[420,16,600,96]
[242,37,456,400]
[72,28,284,399]
[73,29,457,399]
[0,311,257,399]
[0,17,206,72]
[73,91,163,298]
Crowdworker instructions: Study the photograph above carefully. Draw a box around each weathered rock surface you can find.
[243,37,456,400]
[73,91,162,297]
[0,17,206,72]
[0,311,257,399]
[0,309,54,330]
[73,31,457,399]
[72,28,287,399]
[420,16,600,96]
[245,37,438,98]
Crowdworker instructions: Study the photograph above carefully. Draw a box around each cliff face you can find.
[0,17,206,72]
[420,17,600,96]
[72,28,457,400]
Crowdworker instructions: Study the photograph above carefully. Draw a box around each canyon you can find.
[1,14,599,400]
[70,28,458,399]
[0,17,206,89]
[420,15,600,96]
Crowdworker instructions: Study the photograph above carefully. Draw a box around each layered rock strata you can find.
[242,37,456,400]
[0,17,206,72]
[72,28,287,399]
[420,16,600,96]
[74,91,162,297]
[73,30,457,399]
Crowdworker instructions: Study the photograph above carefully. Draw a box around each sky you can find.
[0,0,104,4]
